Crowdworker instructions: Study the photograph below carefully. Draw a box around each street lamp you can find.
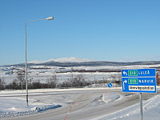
[25,16,54,106]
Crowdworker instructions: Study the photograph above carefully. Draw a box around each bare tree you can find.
[0,78,5,90]
[16,70,25,89]
[70,74,90,87]
[48,74,58,88]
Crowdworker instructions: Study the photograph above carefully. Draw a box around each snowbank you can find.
[94,94,160,120]
[0,97,61,118]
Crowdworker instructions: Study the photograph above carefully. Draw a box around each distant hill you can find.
[34,61,160,67]
[3,57,160,67]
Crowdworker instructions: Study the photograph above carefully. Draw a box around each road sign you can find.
[122,69,156,120]
[122,77,156,93]
[122,69,156,77]
[122,69,156,93]
[106,83,113,88]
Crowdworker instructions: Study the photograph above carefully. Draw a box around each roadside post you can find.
[121,69,156,120]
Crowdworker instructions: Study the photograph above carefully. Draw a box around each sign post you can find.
[122,69,156,120]
[140,93,143,120]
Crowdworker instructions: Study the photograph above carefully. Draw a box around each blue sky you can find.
[0,0,160,65]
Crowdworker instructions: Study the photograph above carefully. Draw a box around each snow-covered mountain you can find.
[29,57,91,64]
[2,57,160,68]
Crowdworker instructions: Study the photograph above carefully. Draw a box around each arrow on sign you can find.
[123,80,127,90]
[123,71,128,76]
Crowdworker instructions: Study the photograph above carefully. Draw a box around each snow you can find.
[0,97,61,118]
[89,93,123,107]
[1,71,120,85]
[102,93,122,103]
[93,94,160,120]
[0,88,160,120]
[29,57,91,64]
[51,57,91,63]
[1,60,160,85]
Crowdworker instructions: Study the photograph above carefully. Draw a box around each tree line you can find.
[0,70,123,90]
[0,70,92,90]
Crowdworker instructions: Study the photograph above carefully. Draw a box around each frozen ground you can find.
[0,88,125,120]
[0,88,158,120]
[0,96,61,118]
[2,62,160,85]
[93,94,160,120]
[0,71,120,85]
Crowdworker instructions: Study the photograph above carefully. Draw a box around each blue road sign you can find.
[122,69,156,77]
[122,69,156,93]
[122,77,156,93]
[106,83,113,88]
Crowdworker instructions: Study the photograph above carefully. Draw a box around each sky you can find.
[0,0,160,65]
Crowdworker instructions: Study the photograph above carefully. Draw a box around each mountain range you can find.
[3,57,160,68]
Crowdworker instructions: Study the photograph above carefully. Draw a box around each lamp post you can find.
[25,16,54,106]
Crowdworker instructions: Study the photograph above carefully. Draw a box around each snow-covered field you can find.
[0,69,120,84]
[1,59,160,120]
[1,60,160,85]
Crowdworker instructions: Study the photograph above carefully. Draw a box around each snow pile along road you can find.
[94,94,160,120]
[0,97,61,118]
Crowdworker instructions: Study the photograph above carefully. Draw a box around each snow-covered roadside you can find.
[0,97,61,118]
[0,88,120,118]
[93,94,160,120]
[0,88,121,96]
[102,92,123,103]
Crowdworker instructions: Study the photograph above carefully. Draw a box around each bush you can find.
[59,75,91,88]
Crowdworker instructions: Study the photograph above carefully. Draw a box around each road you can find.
[1,88,156,120]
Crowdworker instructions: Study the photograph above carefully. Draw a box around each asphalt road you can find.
[1,88,156,120]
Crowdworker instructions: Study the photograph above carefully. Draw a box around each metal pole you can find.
[25,23,29,106]
[24,16,54,106]
[139,93,143,120]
